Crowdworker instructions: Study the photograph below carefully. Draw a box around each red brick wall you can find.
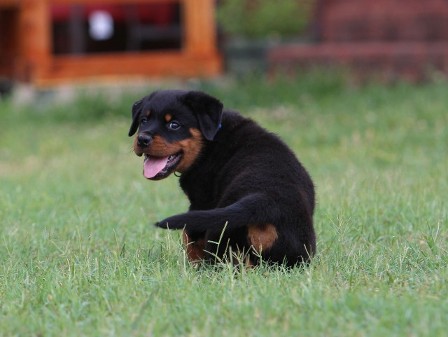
[316,0,448,41]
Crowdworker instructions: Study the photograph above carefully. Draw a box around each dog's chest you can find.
[185,189,218,211]
[180,176,219,211]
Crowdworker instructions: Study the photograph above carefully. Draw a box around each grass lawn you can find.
[0,76,447,336]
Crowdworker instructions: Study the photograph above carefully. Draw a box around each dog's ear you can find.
[128,99,143,136]
[182,91,223,141]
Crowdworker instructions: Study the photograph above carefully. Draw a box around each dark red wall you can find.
[315,0,448,41]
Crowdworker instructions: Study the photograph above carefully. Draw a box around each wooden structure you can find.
[0,0,221,87]
[269,0,448,82]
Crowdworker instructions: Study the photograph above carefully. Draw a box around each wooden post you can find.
[18,0,51,82]
[183,0,217,56]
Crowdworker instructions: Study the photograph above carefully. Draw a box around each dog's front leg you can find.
[154,213,191,230]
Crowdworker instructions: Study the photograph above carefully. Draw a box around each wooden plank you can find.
[35,52,221,86]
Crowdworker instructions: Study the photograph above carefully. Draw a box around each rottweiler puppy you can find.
[129,90,316,267]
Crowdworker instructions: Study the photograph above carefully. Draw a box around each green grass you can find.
[0,76,447,336]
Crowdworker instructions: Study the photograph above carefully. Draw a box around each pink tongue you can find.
[143,156,169,179]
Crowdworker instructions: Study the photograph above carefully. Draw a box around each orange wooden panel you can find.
[35,52,221,86]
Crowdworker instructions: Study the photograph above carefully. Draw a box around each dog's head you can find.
[128,90,223,180]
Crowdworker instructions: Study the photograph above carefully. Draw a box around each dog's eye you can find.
[140,117,148,125]
[167,120,181,130]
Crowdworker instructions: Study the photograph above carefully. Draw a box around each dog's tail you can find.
[155,193,277,232]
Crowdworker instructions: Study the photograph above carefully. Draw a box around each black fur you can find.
[130,90,316,267]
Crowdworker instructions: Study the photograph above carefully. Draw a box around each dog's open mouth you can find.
[143,152,182,180]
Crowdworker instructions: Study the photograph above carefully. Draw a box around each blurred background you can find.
[1,0,448,96]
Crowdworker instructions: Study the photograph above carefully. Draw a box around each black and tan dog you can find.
[129,90,316,267]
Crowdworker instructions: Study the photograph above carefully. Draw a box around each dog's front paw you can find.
[154,218,184,229]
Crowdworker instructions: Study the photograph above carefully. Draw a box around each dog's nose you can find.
[137,134,153,147]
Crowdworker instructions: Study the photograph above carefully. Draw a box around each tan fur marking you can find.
[247,224,278,253]
[141,110,151,120]
[133,128,203,171]
[182,230,206,262]
[134,135,179,157]
[149,135,174,156]
[164,113,172,123]
[133,136,141,155]
[176,128,203,172]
